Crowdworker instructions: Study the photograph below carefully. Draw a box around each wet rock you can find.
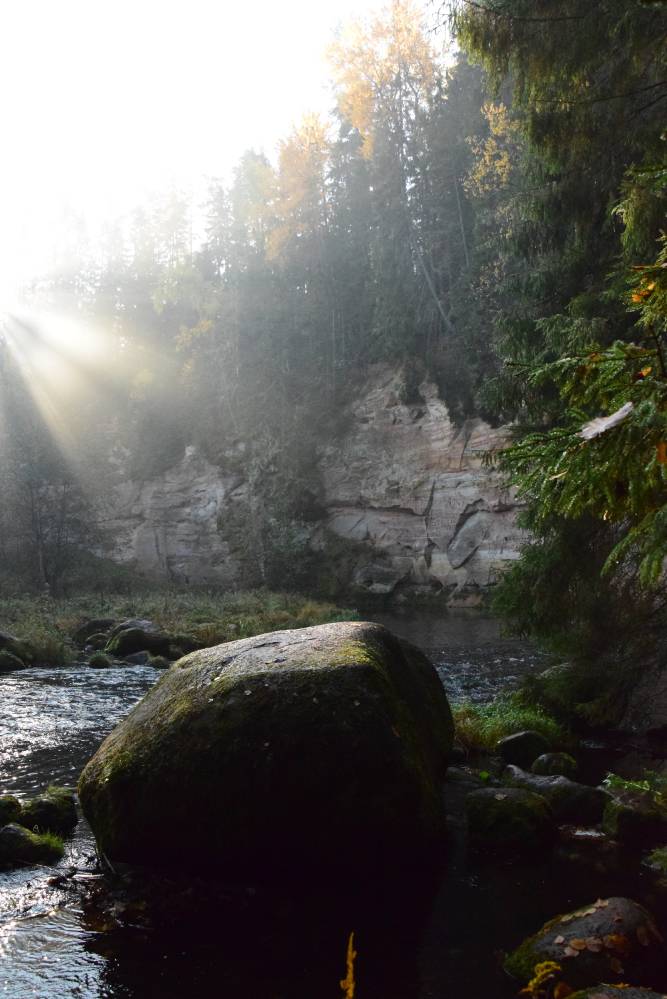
[79,621,454,881]
[72,619,116,646]
[124,651,151,665]
[88,653,114,669]
[21,786,77,835]
[0,795,21,826]
[466,787,554,849]
[603,789,667,848]
[0,650,26,673]
[532,752,578,778]
[556,826,620,875]
[503,765,610,824]
[105,628,170,658]
[0,823,64,868]
[504,896,664,989]
[0,630,30,662]
[496,730,551,768]
[85,632,111,651]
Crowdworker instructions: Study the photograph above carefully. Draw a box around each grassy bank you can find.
[452,693,570,754]
[0,590,360,665]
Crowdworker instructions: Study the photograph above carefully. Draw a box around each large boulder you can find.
[79,621,454,881]
[504,897,664,989]
[503,765,610,824]
[105,628,170,658]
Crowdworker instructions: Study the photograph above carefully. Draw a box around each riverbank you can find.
[0,590,359,665]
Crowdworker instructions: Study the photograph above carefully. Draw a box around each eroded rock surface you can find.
[105,367,526,599]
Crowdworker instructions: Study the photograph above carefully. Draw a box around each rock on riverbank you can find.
[79,621,454,882]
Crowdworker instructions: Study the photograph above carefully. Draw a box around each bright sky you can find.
[0,0,432,298]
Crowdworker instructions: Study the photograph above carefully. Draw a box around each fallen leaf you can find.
[563,947,579,958]
[657,441,667,465]
[561,914,575,923]
[494,793,507,801]
[569,939,587,951]
[595,900,609,909]
[554,935,565,944]
[585,937,604,952]
[603,933,632,957]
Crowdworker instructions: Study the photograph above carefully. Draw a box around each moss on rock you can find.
[79,621,454,882]
[504,897,664,988]
[0,823,64,868]
[466,787,555,849]
[531,752,578,778]
[20,786,77,835]
[0,650,25,673]
[0,795,21,826]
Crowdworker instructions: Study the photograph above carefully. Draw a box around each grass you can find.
[0,589,359,665]
[452,693,569,754]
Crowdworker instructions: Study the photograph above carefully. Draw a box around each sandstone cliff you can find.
[106,367,527,601]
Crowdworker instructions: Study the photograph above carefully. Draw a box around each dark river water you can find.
[0,612,654,999]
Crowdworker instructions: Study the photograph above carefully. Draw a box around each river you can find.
[0,612,647,999]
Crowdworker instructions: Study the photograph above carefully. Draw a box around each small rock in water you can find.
[0,823,64,868]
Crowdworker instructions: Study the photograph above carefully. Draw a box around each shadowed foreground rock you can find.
[79,621,454,882]
[505,896,665,989]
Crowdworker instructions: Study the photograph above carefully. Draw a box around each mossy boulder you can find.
[503,765,610,824]
[105,628,170,658]
[0,823,63,868]
[86,633,111,651]
[20,787,77,835]
[496,730,551,768]
[466,787,555,849]
[504,897,664,988]
[72,618,116,646]
[532,752,578,778]
[0,630,31,663]
[88,653,113,669]
[0,650,26,673]
[0,795,21,826]
[603,789,667,848]
[79,621,454,881]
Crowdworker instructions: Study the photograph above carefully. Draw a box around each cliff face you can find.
[107,367,527,601]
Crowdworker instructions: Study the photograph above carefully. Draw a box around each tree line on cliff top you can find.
[1,0,666,666]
